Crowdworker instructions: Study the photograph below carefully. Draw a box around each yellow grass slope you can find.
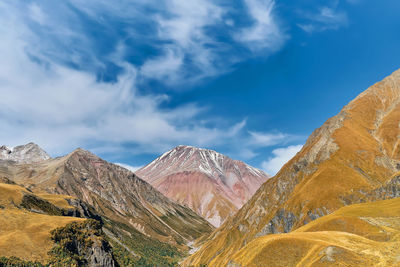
[0,181,74,209]
[184,69,400,266]
[0,209,83,263]
[230,197,400,267]
[0,182,84,263]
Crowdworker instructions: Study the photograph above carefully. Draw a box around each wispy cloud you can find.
[140,48,184,83]
[65,0,285,85]
[297,3,348,33]
[0,0,289,161]
[261,145,303,175]
[235,0,286,51]
[115,163,143,172]
[248,131,290,146]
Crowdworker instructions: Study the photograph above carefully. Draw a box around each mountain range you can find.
[1,68,400,266]
[0,144,213,266]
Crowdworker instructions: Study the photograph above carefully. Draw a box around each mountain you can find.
[0,147,213,265]
[136,145,269,227]
[0,142,50,163]
[184,69,400,266]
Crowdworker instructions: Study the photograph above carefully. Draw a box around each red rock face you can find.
[136,145,269,227]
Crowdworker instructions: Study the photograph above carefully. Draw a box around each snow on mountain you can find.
[0,142,50,163]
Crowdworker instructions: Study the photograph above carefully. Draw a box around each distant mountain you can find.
[0,147,213,266]
[0,142,50,163]
[136,145,269,227]
[184,69,400,266]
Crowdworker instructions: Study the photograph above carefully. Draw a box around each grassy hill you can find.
[0,181,84,263]
[230,197,400,266]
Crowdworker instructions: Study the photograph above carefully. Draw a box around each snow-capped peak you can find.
[0,142,50,163]
[136,145,270,227]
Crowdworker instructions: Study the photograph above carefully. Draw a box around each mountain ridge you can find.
[0,145,213,265]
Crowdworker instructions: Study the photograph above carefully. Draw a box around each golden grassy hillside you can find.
[230,197,400,267]
[0,182,29,207]
[184,69,400,266]
[0,209,83,263]
[0,182,84,263]
[37,193,75,209]
[0,181,75,210]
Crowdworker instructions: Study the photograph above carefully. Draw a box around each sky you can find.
[0,0,399,175]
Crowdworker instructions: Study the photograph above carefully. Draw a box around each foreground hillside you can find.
[137,145,269,227]
[0,181,82,262]
[230,196,400,266]
[0,178,115,266]
[0,146,213,266]
[184,69,400,266]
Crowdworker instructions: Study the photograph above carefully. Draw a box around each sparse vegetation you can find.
[105,220,182,266]
[48,220,112,266]
[20,194,64,216]
[0,256,44,267]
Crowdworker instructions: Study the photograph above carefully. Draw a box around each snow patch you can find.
[207,212,222,227]
[200,191,214,213]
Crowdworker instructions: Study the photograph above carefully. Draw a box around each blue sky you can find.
[0,0,399,175]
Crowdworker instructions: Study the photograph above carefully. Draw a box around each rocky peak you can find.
[0,142,50,163]
[141,145,268,183]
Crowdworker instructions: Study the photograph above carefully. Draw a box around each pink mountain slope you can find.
[136,145,269,227]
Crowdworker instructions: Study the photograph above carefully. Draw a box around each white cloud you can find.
[115,163,143,172]
[298,4,348,33]
[147,0,227,83]
[28,3,46,25]
[235,0,285,51]
[156,0,223,48]
[262,145,303,175]
[0,2,249,156]
[64,0,285,84]
[140,48,184,82]
[248,131,289,146]
[0,0,290,161]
